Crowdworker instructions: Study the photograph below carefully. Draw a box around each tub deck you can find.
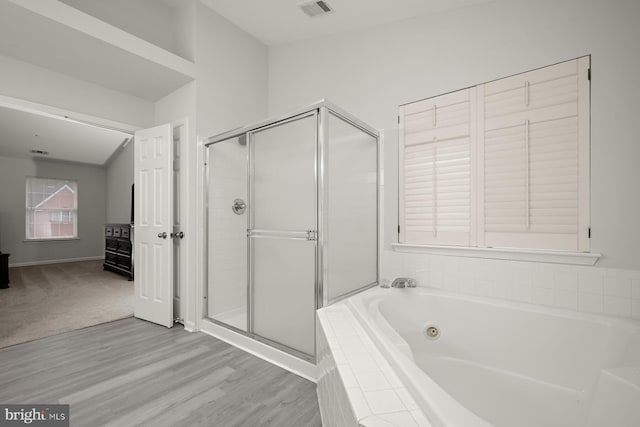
[316,304,432,427]
[318,287,640,427]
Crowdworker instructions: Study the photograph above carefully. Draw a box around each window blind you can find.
[399,88,476,246]
[399,56,590,251]
[478,57,590,250]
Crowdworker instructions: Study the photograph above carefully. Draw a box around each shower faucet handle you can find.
[232,198,246,215]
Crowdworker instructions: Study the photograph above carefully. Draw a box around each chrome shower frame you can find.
[203,100,379,362]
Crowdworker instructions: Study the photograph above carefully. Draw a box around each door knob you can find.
[157,232,167,239]
[171,231,184,239]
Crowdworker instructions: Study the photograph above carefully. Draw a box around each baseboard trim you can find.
[9,256,105,268]
[183,321,196,332]
[200,319,318,383]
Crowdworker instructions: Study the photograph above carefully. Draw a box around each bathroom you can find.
[193,1,640,426]
[1,0,637,425]
[198,0,640,425]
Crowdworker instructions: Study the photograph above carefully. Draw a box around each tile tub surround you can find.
[382,250,640,319]
[317,306,432,427]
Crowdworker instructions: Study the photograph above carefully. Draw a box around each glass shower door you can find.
[325,112,378,301]
[206,135,248,332]
[249,113,317,357]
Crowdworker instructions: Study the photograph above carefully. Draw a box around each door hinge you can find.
[588,68,591,81]
[398,116,400,125]
[588,227,591,238]
[173,159,180,172]
[398,225,401,234]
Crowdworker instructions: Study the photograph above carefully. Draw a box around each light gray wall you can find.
[0,54,153,128]
[105,141,134,224]
[195,2,268,138]
[268,0,640,270]
[0,155,106,265]
[58,0,192,61]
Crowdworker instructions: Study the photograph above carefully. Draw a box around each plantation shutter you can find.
[478,57,590,251]
[399,88,476,246]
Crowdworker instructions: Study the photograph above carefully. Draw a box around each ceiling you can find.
[200,0,497,46]
[0,0,496,167]
[0,0,194,102]
[0,106,132,165]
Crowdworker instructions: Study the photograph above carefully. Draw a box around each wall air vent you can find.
[30,149,49,155]
[299,0,334,17]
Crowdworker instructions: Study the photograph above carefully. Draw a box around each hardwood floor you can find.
[0,318,322,427]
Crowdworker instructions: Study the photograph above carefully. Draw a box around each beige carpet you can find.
[0,260,134,349]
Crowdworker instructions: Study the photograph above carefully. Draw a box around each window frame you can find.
[398,56,590,253]
[25,176,78,241]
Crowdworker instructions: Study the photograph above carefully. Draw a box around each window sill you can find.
[391,243,601,266]
[23,238,80,243]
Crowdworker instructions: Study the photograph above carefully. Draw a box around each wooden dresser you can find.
[103,223,133,280]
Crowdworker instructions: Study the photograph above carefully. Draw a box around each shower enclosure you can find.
[204,100,378,361]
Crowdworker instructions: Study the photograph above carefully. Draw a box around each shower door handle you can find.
[247,229,317,240]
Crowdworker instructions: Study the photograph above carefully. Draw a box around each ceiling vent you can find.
[30,149,49,155]
[299,0,334,18]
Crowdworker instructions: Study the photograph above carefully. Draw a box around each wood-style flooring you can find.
[0,318,322,427]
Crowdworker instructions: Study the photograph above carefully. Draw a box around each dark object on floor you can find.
[0,252,9,289]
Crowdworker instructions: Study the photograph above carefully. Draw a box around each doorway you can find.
[172,123,187,323]
[0,97,191,345]
[0,98,138,347]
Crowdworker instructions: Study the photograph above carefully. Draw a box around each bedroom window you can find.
[26,177,78,240]
[399,56,590,252]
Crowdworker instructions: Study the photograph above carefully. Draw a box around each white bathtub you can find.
[345,287,640,427]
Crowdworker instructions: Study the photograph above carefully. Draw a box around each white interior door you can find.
[134,123,174,328]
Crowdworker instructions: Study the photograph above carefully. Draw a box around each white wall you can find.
[0,155,106,265]
[193,3,268,327]
[268,0,640,272]
[195,2,268,138]
[59,0,192,61]
[105,141,134,224]
[155,82,196,127]
[150,2,268,327]
[0,55,154,128]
